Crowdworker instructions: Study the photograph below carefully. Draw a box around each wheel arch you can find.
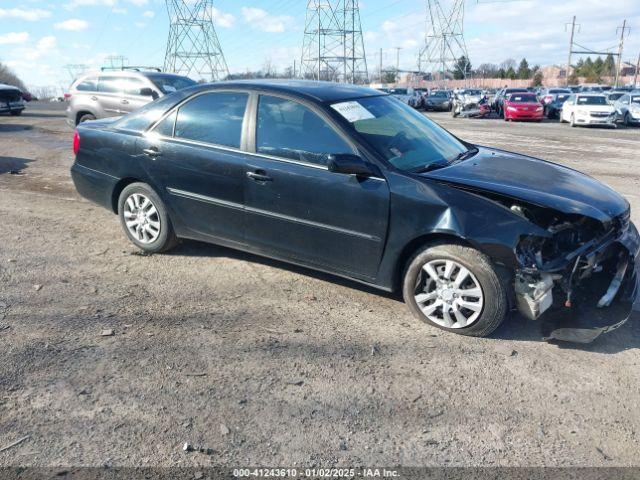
[393,232,473,292]
[75,110,96,125]
[111,177,143,213]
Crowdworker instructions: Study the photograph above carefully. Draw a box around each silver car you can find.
[613,92,640,126]
[65,68,196,127]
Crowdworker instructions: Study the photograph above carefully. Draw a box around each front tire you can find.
[118,182,178,253]
[10,110,22,116]
[402,243,508,337]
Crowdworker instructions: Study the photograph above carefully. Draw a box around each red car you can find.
[503,93,543,121]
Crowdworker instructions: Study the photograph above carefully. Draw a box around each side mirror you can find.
[140,87,159,100]
[327,154,377,177]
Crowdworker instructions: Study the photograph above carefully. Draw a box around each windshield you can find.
[331,95,468,172]
[556,94,570,102]
[431,91,448,98]
[631,96,640,104]
[508,94,537,103]
[550,89,570,94]
[463,90,482,96]
[577,96,608,105]
[148,74,196,94]
[390,89,408,95]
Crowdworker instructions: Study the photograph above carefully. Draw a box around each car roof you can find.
[196,79,385,103]
[0,83,21,91]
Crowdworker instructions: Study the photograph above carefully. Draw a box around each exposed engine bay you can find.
[480,191,638,343]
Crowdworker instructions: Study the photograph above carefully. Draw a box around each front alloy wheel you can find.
[414,259,484,328]
[402,243,507,337]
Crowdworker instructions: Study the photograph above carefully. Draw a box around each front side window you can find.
[174,92,248,148]
[97,76,122,94]
[256,95,353,166]
[123,77,147,96]
[332,95,468,172]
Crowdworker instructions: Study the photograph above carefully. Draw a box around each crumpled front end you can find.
[513,205,639,343]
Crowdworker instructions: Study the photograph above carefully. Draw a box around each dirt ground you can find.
[1,102,639,468]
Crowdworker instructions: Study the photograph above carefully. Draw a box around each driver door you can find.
[243,94,390,280]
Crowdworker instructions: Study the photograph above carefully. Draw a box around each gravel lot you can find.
[1,102,639,468]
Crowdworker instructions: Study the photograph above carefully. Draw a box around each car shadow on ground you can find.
[0,156,33,175]
[167,239,400,301]
[0,124,33,133]
[167,240,640,353]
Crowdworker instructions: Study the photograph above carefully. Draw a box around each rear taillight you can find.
[64,93,72,100]
[73,129,80,155]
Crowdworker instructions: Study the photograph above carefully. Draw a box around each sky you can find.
[0,0,639,91]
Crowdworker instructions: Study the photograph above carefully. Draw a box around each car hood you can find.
[575,105,615,113]
[421,148,629,223]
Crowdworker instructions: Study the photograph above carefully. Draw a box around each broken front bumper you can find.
[540,222,640,343]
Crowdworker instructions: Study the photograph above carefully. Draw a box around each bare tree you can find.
[0,61,27,91]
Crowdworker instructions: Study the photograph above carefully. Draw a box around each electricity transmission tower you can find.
[300,0,368,84]
[418,0,469,82]
[164,0,229,81]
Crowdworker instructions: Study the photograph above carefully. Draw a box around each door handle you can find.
[121,99,129,105]
[246,171,273,182]
[142,147,161,158]
[90,96,98,101]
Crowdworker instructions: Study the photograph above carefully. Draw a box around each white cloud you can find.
[142,10,155,18]
[134,21,147,28]
[0,32,30,45]
[0,8,51,21]
[113,7,128,14]
[55,19,90,31]
[37,36,57,50]
[64,0,116,10]
[241,7,293,33]
[212,6,235,28]
[126,0,148,6]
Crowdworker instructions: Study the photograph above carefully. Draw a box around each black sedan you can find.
[422,90,452,111]
[71,80,639,342]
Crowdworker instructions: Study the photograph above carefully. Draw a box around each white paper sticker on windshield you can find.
[331,101,375,123]
[163,85,177,92]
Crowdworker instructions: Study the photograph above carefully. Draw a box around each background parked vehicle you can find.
[606,91,627,104]
[493,87,528,116]
[544,92,571,119]
[0,83,25,116]
[503,92,543,121]
[423,90,452,111]
[65,67,196,126]
[451,89,483,117]
[560,93,616,127]
[388,87,411,104]
[538,87,571,106]
[613,92,640,126]
[408,88,428,109]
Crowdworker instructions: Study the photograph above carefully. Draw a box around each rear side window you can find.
[75,77,97,92]
[256,95,353,166]
[174,92,248,148]
[97,76,122,94]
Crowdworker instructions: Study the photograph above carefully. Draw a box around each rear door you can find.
[138,90,250,244]
[96,75,125,117]
[242,93,389,280]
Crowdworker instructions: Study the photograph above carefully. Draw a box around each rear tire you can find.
[118,182,178,254]
[402,243,508,338]
[78,113,96,124]
[10,110,22,116]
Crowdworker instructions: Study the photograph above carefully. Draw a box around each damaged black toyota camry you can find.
[70,80,639,343]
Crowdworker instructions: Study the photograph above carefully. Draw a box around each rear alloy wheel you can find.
[118,182,177,253]
[402,243,507,337]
